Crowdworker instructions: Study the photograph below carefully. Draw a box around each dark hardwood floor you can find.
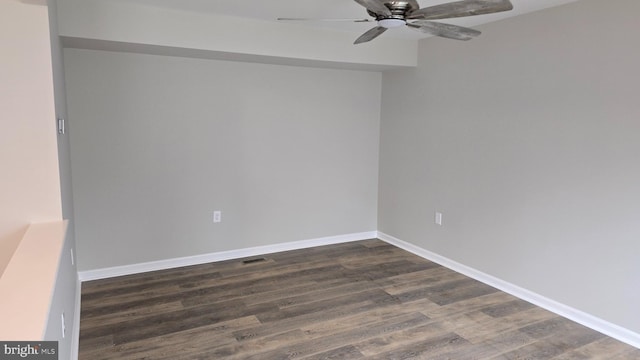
[79,239,640,359]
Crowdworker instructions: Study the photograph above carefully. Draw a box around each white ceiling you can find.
[110,0,580,40]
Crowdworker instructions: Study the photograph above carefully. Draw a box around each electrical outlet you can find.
[213,211,222,223]
[61,312,66,338]
[435,212,443,226]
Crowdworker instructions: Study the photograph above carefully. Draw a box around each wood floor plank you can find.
[299,345,365,360]
[82,263,350,318]
[268,280,381,309]
[489,339,573,360]
[552,337,640,359]
[176,328,306,360]
[81,262,223,294]
[239,277,355,307]
[299,298,440,341]
[255,288,398,323]
[354,321,449,356]
[79,300,185,331]
[115,315,261,354]
[179,266,358,308]
[611,348,640,359]
[242,312,432,360]
[365,332,472,360]
[481,298,537,318]
[231,298,383,343]
[380,265,467,295]
[199,329,308,359]
[421,291,519,323]
[478,327,539,354]
[79,239,639,359]
[454,307,558,343]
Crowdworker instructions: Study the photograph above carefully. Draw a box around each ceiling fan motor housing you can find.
[368,1,417,28]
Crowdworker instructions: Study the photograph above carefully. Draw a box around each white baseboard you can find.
[377,231,640,350]
[78,231,377,282]
[70,277,81,360]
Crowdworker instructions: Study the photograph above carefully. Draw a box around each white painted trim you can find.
[78,231,377,282]
[70,277,81,360]
[377,231,640,349]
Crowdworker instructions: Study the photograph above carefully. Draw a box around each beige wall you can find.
[379,0,640,333]
[0,1,62,274]
[0,0,76,347]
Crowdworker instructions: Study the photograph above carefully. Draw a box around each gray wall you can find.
[65,49,381,271]
[379,0,640,333]
[46,1,78,359]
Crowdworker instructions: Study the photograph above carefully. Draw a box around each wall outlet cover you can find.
[435,212,443,226]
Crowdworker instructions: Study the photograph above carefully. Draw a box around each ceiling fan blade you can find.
[278,17,372,22]
[354,26,388,44]
[408,0,513,20]
[407,20,481,41]
[353,0,392,16]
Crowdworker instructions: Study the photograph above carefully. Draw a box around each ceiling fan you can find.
[278,0,514,44]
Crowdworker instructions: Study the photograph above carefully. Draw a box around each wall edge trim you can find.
[70,277,81,360]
